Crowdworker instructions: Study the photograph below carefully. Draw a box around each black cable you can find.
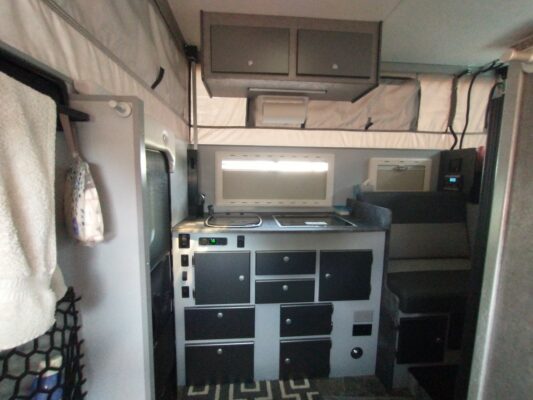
[458,71,480,149]
[150,67,165,89]
[458,61,501,149]
[447,75,462,150]
[450,126,459,150]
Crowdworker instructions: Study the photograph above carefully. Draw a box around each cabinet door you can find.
[279,339,331,379]
[211,25,290,74]
[255,279,315,304]
[186,342,254,385]
[256,251,316,275]
[194,252,250,305]
[397,316,448,364]
[185,306,255,340]
[297,30,374,78]
[280,303,333,337]
[319,250,373,301]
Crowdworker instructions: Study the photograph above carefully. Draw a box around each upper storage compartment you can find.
[297,30,374,79]
[210,25,290,75]
[201,12,381,101]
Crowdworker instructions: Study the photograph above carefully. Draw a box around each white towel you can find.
[0,71,66,351]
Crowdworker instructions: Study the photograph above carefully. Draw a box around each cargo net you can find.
[0,288,86,399]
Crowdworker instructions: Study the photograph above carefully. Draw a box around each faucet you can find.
[208,204,214,217]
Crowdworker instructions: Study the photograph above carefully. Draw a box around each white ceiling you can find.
[169,0,533,67]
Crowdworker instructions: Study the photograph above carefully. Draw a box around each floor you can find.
[178,376,414,400]
[315,376,413,400]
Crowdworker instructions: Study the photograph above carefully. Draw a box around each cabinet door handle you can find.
[238,275,245,282]
[285,318,292,325]
[325,273,332,279]
[283,256,290,263]
[217,312,223,319]
[332,63,339,70]
[247,60,254,66]
[282,284,289,292]
[284,357,291,365]
[217,348,223,355]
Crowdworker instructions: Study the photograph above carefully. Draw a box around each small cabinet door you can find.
[194,252,250,305]
[185,306,255,340]
[211,25,290,74]
[297,29,374,78]
[255,279,315,304]
[319,250,373,301]
[280,303,333,337]
[280,339,331,379]
[186,342,254,385]
[397,316,448,364]
[256,251,316,275]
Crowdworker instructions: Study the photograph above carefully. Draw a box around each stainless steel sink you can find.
[273,214,356,228]
[205,213,262,228]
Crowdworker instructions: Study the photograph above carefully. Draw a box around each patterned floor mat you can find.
[181,379,323,400]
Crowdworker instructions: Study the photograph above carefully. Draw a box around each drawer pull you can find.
[283,256,290,263]
[284,357,291,365]
[217,348,223,355]
[332,63,339,70]
[350,347,363,359]
[247,60,254,66]
[325,273,332,279]
[282,284,289,292]
[238,275,245,282]
[217,312,223,319]
[285,318,292,325]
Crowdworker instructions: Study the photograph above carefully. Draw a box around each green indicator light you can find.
[210,238,217,245]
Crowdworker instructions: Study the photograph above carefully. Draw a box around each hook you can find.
[108,100,132,117]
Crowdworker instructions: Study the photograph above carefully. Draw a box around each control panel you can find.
[199,237,228,246]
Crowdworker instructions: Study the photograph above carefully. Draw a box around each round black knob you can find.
[350,347,363,359]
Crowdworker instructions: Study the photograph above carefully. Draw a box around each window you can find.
[215,152,334,207]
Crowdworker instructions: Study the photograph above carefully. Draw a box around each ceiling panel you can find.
[382,0,533,66]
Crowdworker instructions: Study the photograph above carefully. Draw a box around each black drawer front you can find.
[319,250,373,301]
[185,306,255,340]
[280,339,331,379]
[280,303,333,337]
[256,251,316,275]
[186,342,254,385]
[397,316,448,364]
[255,280,315,304]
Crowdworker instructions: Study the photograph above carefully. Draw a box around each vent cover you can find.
[367,158,432,192]
[251,96,308,127]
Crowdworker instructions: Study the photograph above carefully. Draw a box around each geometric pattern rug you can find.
[181,379,323,400]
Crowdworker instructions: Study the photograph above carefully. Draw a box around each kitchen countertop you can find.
[172,201,391,234]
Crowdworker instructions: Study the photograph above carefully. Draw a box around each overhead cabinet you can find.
[297,30,374,78]
[201,12,381,101]
[210,25,290,74]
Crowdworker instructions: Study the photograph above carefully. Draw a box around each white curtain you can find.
[306,79,419,131]
[0,0,189,139]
